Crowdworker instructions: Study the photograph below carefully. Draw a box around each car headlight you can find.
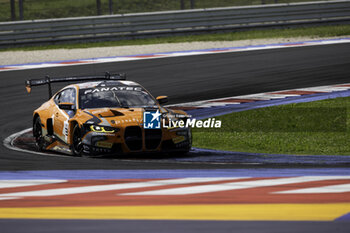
[90,125,119,133]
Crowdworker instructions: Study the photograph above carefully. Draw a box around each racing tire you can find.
[33,117,45,151]
[71,124,83,156]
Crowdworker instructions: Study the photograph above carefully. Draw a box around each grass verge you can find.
[0,0,322,22]
[2,24,350,52]
[192,97,350,155]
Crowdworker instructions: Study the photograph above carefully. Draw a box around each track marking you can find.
[0,38,349,72]
[0,197,19,201]
[2,128,62,157]
[0,176,349,221]
[168,84,350,109]
[0,180,66,189]
[0,177,243,199]
[0,203,349,221]
[121,176,350,196]
[276,183,350,194]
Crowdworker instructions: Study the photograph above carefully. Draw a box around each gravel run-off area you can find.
[0,36,348,66]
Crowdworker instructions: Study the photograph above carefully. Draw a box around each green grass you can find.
[0,0,321,22]
[2,24,350,52]
[192,97,350,155]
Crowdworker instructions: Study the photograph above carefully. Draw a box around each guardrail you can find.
[0,0,349,48]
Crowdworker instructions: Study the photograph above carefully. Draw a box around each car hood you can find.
[81,106,161,127]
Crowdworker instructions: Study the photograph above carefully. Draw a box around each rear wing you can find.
[25,72,126,99]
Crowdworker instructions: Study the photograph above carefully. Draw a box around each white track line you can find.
[275,183,350,194]
[121,176,350,195]
[2,128,67,157]
[0,177,243,199]
[0,180,66,189]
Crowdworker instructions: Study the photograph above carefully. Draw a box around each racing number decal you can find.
[63,120,69,141]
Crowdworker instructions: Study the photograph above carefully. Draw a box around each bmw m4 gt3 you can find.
[25,73,191,156]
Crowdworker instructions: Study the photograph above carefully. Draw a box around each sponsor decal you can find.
[84,86,142,94]
[114,118,142,125]
[172,136,186,144]
[96,141,113,149]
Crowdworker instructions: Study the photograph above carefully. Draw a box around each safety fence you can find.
[0,0,349,48]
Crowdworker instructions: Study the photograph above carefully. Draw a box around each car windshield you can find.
[79,87,157,109]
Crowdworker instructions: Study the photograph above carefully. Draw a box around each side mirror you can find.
[156,96,168,104]
[58,102,75,110]
[25,85,32,93]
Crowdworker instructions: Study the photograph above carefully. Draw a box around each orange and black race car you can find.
[25,73,191,156]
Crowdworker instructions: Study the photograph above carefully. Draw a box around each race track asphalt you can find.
[0,43,350,233]
[1,219,350,233]
[0,43,349,170]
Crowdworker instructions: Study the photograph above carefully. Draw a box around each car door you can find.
[53,88,76,143]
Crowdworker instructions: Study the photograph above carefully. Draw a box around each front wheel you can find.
[71,124,83,156]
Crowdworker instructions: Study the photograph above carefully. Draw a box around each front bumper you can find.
[81,126,191,155]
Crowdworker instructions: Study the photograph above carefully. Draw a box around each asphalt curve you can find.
[1,43,350,170]
[1,43,350,233]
